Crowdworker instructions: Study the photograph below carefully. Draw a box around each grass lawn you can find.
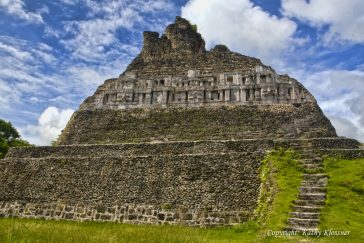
[317,157,364,242]
[0,154,363,243]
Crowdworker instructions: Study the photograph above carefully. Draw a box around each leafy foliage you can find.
[0,119,19,141]
[0,119,32,158]
[191,24,198,32]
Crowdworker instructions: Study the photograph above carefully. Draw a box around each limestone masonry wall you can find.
[7,139,274,158]
[0,201,250,226]
[1,150,263,226]
[1,154,262,209]
[7,138,359,159]
[1,138,361,226]
[58,104,336,145]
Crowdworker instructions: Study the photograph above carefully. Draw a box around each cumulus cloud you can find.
[304,69,364,142]
[181,0,297,60]
[281,0,364,43]
[0,0,43,23]
[329,116,364,142]
[20,107,74,145]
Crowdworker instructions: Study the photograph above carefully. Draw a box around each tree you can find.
[0,119,19,141]
[0,119,32,159]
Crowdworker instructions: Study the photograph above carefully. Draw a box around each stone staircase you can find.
[286,147,327,232]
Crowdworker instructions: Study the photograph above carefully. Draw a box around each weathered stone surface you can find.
[0,147,266,226]
[57,17,336,145]
[0,201,249,226]
[1,16,362,227]
[58,103,336,145]
[78,17,314,112]
[0,152,263,210]
[6,138,359,159]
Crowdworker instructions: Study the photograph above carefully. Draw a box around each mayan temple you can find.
[1,17,363,230]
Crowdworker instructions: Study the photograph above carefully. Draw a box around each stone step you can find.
[304,169,325,175]
[303,174,327,179]
[299,151,320,157]
[290,212,320,219]
[299,157,322,163]
[298,193,326,201]
[301,181,327,187]
[302,167,325,173]
[292,205,323,213]
[301,163,324,169]
[301,177,327,183]
[313,157,323,162]
[299,161,324,167]
[299,187,326,194]
[288,218,320,227]
[302,177,327,182]
[294,200,325,206]
[299,161,323,166]
[302,175,328,184]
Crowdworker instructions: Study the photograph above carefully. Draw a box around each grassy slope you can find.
[317,157,364,242]
[0,155,363,243]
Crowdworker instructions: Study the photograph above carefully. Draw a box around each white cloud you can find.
[0,41,32,60]
[61,0,175,62]
[20,107,74,145]
[281,0,364,43]
[303,69,364,142]
[61,9,140,61]
[59,0,75,5]
[181,0,297,61]
[0,0,43,23]
[65,61,128,94]
[0,79,22,110]
[0,36,58,98]
[329,116,364,142]
[0,36,55,63]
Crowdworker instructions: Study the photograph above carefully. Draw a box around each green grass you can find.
[1,153,363,243]
[317,157,364,242]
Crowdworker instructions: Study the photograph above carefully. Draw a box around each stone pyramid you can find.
[58,16,336,145]
[1,17,362,227]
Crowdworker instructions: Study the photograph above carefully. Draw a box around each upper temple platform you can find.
[56,16,337,144]
[79,16,315,111]
[80,67,314,110]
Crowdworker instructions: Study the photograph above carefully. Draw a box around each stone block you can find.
[157,213,165,220]
[128,214,137,220]
[64,213,74,220]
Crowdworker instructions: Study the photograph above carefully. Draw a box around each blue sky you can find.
[0,0,363,144]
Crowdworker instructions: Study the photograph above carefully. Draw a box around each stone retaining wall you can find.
[6,139,274,158]
[1,139,362,226]
[57,104,336,145]
[0,201,249,227]
[6,138,358,159]
[0,151,263,226]
[312,149,364,159]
